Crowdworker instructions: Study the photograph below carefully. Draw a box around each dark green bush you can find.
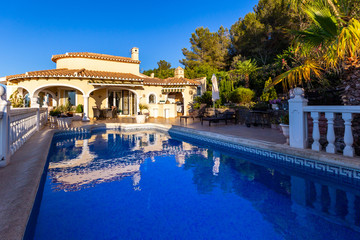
[229,87,255,104]
[76,104,83,113]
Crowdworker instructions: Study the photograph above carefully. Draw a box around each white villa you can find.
[4,48,206,120]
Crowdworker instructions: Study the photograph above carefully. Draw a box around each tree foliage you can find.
[9,90,24,108]
[181,26,230,70]
[143,60,174,79]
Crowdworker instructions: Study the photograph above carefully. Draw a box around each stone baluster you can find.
[311,112,321,151]
[325,112,336,154]
[342,113,354,157]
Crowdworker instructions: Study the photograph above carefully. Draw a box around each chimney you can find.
[150,73,155,78]
[131,47,139,61]
[174,66,184,78]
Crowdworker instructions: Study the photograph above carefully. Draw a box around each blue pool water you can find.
[32,130,360,239]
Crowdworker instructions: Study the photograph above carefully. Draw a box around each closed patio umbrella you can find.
[211,74,219,114]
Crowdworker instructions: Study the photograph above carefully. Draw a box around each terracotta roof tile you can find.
[7,69,201,86]
[6,69,144,81]
[51,52,140,64]
[143,77,200,86]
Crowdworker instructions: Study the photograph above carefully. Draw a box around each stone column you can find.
[288,88,308,149]
[43,94,49,107]
[0,86,11,167]
[82,95,90,121]
[31,97,39,108]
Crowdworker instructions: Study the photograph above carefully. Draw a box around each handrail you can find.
[304,105,360,113]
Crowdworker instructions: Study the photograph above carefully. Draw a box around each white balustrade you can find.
[0,86,49,167]
[289,87,360,157]
[325,112,336,154]
[311,112,321,151]
[9,108,39,155]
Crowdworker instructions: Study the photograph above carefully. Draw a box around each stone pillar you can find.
[35,107,40,131]
[288,88,308,149]
[0,86,11,167]
[43,94,49,107]
[82,95,90,121]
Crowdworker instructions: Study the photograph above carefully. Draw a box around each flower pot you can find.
[135,115,146,124]
[73,112,83,121]
[280,124,289,144]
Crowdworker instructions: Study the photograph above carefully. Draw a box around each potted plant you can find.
[49,108,61,128]
[270,117,279,130]
[135,103,149,123]
[73,104,83,121]
[280,113,289,144]
[269,99,281,110]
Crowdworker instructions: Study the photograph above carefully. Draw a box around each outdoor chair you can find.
[111,106,118,118]
[92,107,100,119]
[201,110,236,126]
[106,109,113,118]
[180,104,207,124]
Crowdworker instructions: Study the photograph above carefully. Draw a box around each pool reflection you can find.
[48,130,360,234]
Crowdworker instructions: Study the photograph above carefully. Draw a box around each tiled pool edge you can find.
[2,122,360,240]
[56,123,360,179]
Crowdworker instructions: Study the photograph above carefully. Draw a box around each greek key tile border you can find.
[168,129,360,180]
[53,126,360,180]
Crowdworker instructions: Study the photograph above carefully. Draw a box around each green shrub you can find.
[64,100,72,113]
[260,77,277,102]
[194,91,213,106]
[9,90,24,108]
[280,113,289,125]
[252,101,269,111]
[139,103,149,114]
[49,109,61,117]
[229,87,255,105]
[76,104,83,113]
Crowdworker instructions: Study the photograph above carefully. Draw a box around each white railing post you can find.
[325,112,336,153]
[82,95,90,121]
[288,87,308,149]
[342,112,354,157]
[0,86,11,167]
[36,107,40,131]
[311,112,321,151]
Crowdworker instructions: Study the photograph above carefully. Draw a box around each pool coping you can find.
[1,122,360,240]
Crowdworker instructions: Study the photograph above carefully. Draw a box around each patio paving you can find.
[72,117,287,144]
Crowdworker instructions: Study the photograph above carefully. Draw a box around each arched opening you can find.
[32,85,85,110]
[9,87,30,107]
[148,93,156,104]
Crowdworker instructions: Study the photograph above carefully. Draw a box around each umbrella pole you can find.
[213,101,216,116]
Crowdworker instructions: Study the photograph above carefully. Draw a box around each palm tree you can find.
[232,59,261,88]
[270,0,360,105]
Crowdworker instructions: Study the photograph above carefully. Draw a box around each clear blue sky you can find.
[0,0,256,77]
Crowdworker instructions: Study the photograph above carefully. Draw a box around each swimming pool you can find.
[30,129,360,239]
